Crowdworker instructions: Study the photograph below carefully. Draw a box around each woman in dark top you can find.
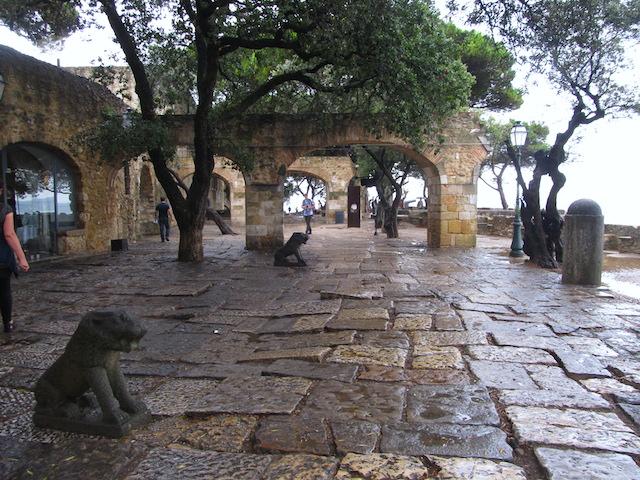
[0,182,29,333]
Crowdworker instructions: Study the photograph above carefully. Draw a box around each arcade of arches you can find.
[1,44,487,257]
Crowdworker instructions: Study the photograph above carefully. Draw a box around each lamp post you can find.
[509,122,527,257]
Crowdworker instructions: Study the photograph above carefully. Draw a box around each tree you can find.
[284,175,326,205]
[2,0,477,261]
[455,0,640,267]
[444,24,523,110]
[357,146,421,238]
[479,118,548,209]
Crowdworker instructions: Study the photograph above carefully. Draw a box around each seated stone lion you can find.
[34,310,148,425]
[274,232,309,267]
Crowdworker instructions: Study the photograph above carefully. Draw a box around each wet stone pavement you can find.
[1,222,640,479]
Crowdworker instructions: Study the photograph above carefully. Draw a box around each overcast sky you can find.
[1,4,638,225]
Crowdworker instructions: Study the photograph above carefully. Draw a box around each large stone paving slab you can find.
[380,423,513,460]
[302,380,405,422]
[255,415,331,455]
[411,331,488,346]
[357,364,471,384]
[2,437,146,479]
[430,456,527,479]
[144,379,220,415]
[179,415,258,452]
[264,359,358,383]
[406,385,499,425]
[412,346,465,370]
[238,346,331,362]
[189,376,312,415]
[469,361,538,389]
[535,447,640,480]
[327,345,408,368]
[620,403,640,426]
[255,331,356,350]
[360,330,411,349]
[334,453,432,479]
[327,308,390,330]
[525,364,585,392]
[498,389,610,409]
[553,347,610,377]
[393,314,433,330]
[466,346,556,364]
[126,447,273,479]
[580,378,640,403]
[331,420,381,454]
[262,454,339,480]
[507,406,640,454]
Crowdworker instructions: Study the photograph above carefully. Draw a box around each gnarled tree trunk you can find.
[206,208,237,235]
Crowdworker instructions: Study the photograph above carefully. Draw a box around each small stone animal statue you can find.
[34,310,148,426]
[274,232,309,267]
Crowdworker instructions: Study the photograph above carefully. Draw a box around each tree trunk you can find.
[496,176,508,210]
[177,219,204,262]
[206,208,237,235]
[520,169,558,269]
[384,205,399,238]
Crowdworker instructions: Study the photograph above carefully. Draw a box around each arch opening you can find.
[1,142,80,259]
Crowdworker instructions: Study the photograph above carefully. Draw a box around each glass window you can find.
[1,143,78,259]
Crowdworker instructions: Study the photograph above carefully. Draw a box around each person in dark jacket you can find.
[0,182,29,333]
[155,197,172,242]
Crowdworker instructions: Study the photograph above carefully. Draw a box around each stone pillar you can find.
[562,199,604,285]
[230,188,246,227]
[428,178,477,248]
[326,190,347,223]
[245,183,284,250]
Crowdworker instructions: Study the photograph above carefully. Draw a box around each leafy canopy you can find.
[0,0,481,147]
[451,0,640,122]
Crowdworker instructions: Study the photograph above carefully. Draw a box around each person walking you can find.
[155,197,172,242]
[301,194,314,235]
[0,182,30,333]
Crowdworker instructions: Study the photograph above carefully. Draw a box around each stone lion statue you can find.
[34,310,148,426]
[274,232,309,267]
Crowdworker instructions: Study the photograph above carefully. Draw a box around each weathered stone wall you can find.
[0,45,139,253]
[477,209,640,254]
[604,224,640,254]
[478,209,516,237]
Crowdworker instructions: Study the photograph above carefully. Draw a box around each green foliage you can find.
[0,0,84,45]
[284,175,326,201]
[457,0,640,119]
[79,109,174,164]
[444,24,523,110]
[481,118,549,169]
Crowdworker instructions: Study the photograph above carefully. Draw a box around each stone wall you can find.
[604,225,640,254]
[0,45,143,254]
[477,209,516,237]
[478,209,640,255]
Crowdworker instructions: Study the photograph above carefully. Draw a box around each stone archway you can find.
[167,112,487,250]
[0,142,83,257]
[287,155,355,223]
[212,161,246,227]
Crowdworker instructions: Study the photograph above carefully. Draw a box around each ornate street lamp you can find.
[509,122,527,257]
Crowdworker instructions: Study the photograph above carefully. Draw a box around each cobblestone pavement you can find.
[1,222,639,479]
